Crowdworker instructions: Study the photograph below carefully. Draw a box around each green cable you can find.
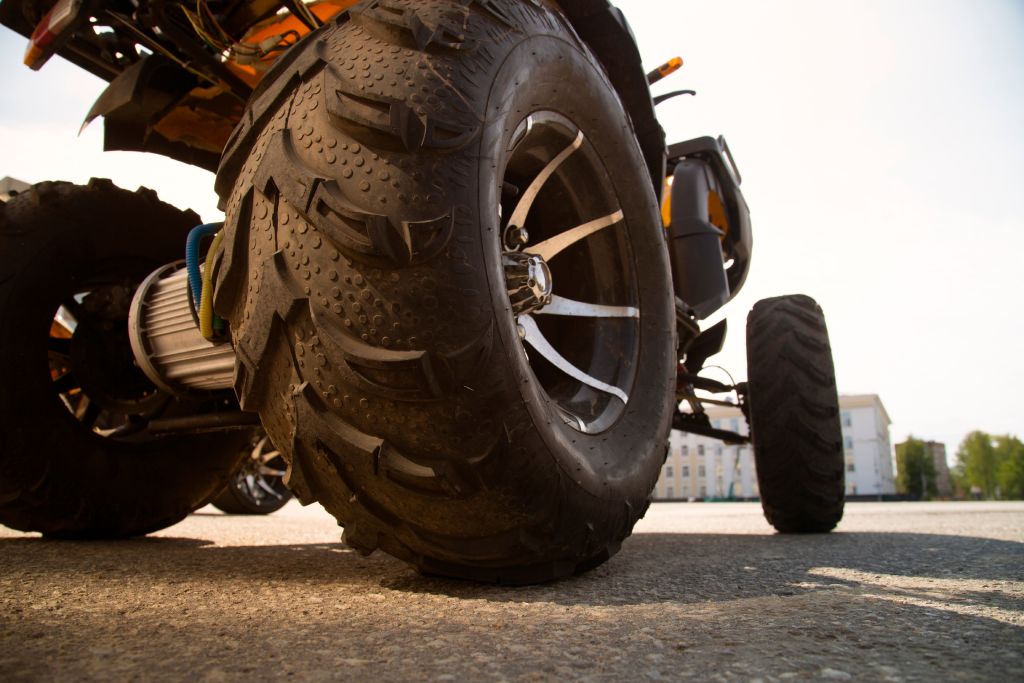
[199,230,224,340]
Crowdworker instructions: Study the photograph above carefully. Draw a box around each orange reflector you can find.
[24,0,82,70]
[646,56,683,85]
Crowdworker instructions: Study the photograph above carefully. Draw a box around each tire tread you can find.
[746,294,844,533]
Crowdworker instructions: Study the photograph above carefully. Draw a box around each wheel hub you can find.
[503,251,553,316]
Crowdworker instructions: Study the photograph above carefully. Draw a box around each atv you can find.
[0,0,845,583]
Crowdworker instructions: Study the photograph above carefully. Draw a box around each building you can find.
[899,440,953,498]
[923,441,952,497]
[839,394,896,496]
[655,405,757,501]
[653,393,896,500]
[0,176,30,202]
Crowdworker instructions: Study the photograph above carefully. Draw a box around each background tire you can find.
[212,432,292,515]
[0,180,250,538]
[745,294,844,532]
[213,0,676,582]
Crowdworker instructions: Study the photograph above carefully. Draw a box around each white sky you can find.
[1,1,1022,459]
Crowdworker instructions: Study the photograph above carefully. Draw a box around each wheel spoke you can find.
[525,210,624,262]
[53,371,80,395]
[48,336,73,357]
[257,478,284,500]
[78,399,102,429]
[518,315,627,404]
[259,450,281,464]
[537,295,638,319]
[250,436,273,460]
[61,297,86,325]
[244,474,259,499]
[506,129,584,230]
[259,466,287,478]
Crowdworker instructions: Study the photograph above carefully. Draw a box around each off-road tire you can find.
[212,473,291,515]
[0,179,249,537]
[745,294,844,532]
[214,0,676,582]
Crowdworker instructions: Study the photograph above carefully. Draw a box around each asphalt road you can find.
[2,501,1022,682]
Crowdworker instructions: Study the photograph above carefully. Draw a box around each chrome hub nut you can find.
[504,251,553,316]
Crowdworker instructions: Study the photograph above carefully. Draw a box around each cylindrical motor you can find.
[128,262,236,394]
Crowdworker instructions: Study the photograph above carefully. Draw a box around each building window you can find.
[730,418,740,432]
[666,486,674,499]
[682,465,690,477]
[700,485,707,497]
[665,466,673,478]
[847,462,856,472]
[844,436,853,450]
[698,465,706,478]
[842,411,852,427]
[698,445,705,456]
[681,445,689,456]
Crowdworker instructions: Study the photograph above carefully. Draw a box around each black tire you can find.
[745,294,844,532]
[213,0,676,582]
[0,179,249,537]
[212,432,292,514]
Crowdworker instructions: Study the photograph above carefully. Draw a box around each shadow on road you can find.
[385,531,1024,612]
[2,529,1021,611]
[3,527,1021,681]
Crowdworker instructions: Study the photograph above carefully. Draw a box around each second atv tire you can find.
[745,294,845,533]
[0,180,250,537]
[213,0,676,582]
[212,432,292,515]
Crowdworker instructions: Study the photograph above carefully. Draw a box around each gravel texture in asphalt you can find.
[1,501,1022,681]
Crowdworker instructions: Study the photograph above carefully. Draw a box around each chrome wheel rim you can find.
[500,111,640,434]
[231,435,289,506]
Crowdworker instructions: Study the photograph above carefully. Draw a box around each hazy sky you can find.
[1,1,1022,461]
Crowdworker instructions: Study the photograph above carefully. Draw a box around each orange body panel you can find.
[224,0,358,87]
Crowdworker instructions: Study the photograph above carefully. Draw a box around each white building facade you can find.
[839,394,896,496]
[653,394,896,500]
[655,406,758,501]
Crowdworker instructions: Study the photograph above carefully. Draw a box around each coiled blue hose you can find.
[185,222,223,309]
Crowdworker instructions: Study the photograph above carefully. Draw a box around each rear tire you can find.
[0,180,249,537]
[745,294,844,532]
[213,0,676,582]
[212,432,292,515]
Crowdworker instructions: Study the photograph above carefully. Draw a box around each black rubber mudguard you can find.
[667,136,753,317]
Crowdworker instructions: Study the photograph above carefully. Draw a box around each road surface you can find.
[2,501,1022,681]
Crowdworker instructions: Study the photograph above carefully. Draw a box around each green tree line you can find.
[895,437,937,499]
[897,432,1024,499]
[955,431,1024,499]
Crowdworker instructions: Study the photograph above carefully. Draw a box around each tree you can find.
[896,436,937,500]
[995,435,1024,500]
[955,431,1000,499]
